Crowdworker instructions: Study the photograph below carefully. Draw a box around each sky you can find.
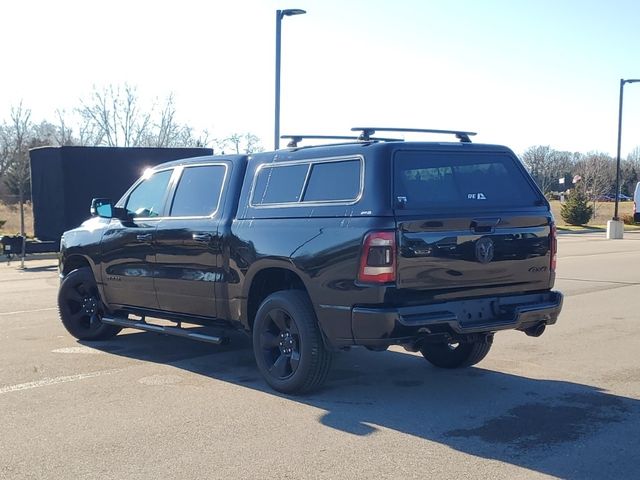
[1,0,640,156]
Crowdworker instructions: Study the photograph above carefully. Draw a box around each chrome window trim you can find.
[299,163,313,204]
[249,155,365,209]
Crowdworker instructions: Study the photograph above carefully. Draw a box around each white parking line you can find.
[0,307,57,316]
[0,369,123,395]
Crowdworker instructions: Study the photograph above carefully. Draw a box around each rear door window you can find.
[170,165,226,217]
[394,151,540,210]
[303,160,361,202]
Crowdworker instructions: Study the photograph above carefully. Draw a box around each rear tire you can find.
[58,267,121,341]
[420,337,492,369]
[253,290,332,394]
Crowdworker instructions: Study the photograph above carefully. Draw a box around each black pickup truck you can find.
[58,128,563,393]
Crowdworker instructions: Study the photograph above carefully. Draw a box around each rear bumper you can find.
[351,290,563,347]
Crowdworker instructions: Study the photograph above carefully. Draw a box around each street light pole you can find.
[274,8,306,150]
[608,78,639,239]
[274,10,282,151]
[614,79,625,221]
[614,78,640,221]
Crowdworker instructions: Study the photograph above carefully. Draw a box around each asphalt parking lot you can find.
[1,232,639,480]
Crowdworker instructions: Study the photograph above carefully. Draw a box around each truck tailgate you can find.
[397,214,553,295]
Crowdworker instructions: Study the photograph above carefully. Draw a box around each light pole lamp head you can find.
[281,8,306,17]
[623,79,640,84]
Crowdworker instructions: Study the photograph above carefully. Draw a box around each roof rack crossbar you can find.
[351,127,477,143]
[281,134,402,148]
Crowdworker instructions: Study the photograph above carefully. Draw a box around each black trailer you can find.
[29,146,213,248]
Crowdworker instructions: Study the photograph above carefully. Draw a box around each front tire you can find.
[420,337,493,369]
[253,291,332,394]
[58,267,121,341]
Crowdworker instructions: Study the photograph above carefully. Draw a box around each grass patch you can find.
[550,200,634,227]
[0,202,34,237]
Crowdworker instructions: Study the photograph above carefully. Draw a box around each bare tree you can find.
[575,152,615,210]
[1,102,34,237]
[146,94,210,148]
[217,132,264,155]
[550,150,578,189]
[521,145,563,194]
[33,120,63,146]
[0,104,72,235]
[627,145,640,167]
[224,133,242,154]
[189,129,213,148]
[620,145,640,195]
[53,109,76,146]
[151,93,183,147]
[75,84,225,149]
[0,124,10,178]
[620,159,639,195]
[0,102,31,175]
[77,84,153,147]
[243,132,264,154]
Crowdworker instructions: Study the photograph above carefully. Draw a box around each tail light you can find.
[550,223,557,272]
[357,231,396,284]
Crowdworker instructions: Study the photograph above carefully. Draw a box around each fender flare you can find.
[239,257,311,326]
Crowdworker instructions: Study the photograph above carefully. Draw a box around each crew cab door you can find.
[153,163,228,318]
[101,168,174,310]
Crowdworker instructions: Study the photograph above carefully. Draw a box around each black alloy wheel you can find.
[58,267,121,341]
[258,307,301,380]
[253,290,332,394]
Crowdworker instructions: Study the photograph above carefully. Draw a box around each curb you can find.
[558,228,640,236]
[4,252,59,262]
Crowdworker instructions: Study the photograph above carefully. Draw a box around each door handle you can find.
[470,218,501,234]
[192,233,213,243]
[136,233,153,242]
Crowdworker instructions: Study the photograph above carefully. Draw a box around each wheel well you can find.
[247,268,306,330]
[62,255,91,276]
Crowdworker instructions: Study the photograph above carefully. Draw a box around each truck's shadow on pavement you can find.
[84,330,640,479]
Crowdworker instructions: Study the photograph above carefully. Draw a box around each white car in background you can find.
[634,182,640,222]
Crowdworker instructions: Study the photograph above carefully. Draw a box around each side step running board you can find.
[101,316,228,345]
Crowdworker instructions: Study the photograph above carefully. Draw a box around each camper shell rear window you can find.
[393,150,541,211]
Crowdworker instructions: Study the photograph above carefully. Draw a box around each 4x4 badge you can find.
[475,237,494,264]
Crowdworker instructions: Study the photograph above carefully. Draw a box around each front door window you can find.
[125,169,173,218]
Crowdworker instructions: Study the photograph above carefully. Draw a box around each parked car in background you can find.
[595,193,631,202]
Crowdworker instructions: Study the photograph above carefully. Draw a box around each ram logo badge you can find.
[475,238,495,264]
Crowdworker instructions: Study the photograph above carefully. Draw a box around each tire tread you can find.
[420,337,492,369]
[58,267,121,341]
[253,290,332,394]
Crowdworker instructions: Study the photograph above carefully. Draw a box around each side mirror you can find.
[90,198,114,218]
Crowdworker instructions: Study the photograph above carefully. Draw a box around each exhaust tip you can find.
[524,324,546,337]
